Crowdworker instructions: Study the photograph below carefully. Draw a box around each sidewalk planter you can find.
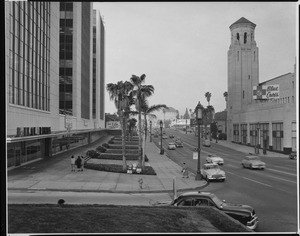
[111,141,139,145]
[84,163,156,175]
[108,144,139,150]
[105,149,140,154]
[86,150,101,159]
[98,153,148,161]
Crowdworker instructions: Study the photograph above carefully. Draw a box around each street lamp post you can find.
[160,120,164,154]
[195,101,203,181]
[150,121,152,142]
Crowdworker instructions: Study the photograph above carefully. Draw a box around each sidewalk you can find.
[7,136,208,194]
[215,140,289,158]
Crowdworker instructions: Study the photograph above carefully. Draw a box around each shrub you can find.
[84,163,156,175]
[218,133,227,140]
[102,143,110,149]
[96,146,107,153]
[99,153,140,160]
[108,140,114,144]
[86,150,100,159]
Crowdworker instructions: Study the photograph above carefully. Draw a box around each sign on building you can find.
[253,85,279,100]
[106,121,121,129]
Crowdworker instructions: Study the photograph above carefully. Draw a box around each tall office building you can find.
[92,9,105,126]
[6,2,106,169]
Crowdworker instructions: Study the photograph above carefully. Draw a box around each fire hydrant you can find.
[138,178,143,189]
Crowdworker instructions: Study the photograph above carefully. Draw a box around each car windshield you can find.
[211,194,224,208]
[249,156,260,161]
[205,164,219,170]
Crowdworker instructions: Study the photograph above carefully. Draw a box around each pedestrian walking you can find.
[181,162,189,178]
[80,156,84,171]
[75,156,82,171]
[70,155,76,172]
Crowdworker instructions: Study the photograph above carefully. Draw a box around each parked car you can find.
[152,191,258,230]
[167,142,176,150]
[201,163,226,182]
[202,139,211,147]
[241,156,266,169]
[289,151,297,159]
[169,134,175,138]
[206,154,224,165]
[175,140,183,147]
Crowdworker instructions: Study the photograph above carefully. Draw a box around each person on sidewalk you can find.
[181,162,189,178]
[80,156,84,171]
[70,155,76,172]
[75,156,82,172]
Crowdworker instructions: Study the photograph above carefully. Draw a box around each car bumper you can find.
[252,166,265,169]
[208,176,226,181]
[246,216,258,230]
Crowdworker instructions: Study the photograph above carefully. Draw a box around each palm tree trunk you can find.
[121,113,127,171]
[138,111,142,165]
[142,114,147,169]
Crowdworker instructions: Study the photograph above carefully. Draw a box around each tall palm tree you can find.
[107,81,134,171]
[203,105,215,139]
[127,118,137,141]
[130,74,154,164]
[205,92,212,106]
[131,98,167,169]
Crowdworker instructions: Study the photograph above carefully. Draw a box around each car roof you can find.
[179,191,214,197]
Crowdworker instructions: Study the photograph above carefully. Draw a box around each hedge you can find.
[86,150,100,159]
[84,162,156,175]
[90,153,148,162]
[96,146,107,153]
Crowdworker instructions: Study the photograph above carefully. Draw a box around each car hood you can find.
[151,200,173,206]
[251,160,265,165]
[210,157,223,162]
[205,169,225,175]
[222,202,253,214]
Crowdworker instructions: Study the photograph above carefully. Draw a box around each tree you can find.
[130,74,154,165]
[131,98,167,169]
[106,81,134,171]
[202,105,215,140]
[176,110,180,119]
[205,92,212,106]
[127,118,137,141]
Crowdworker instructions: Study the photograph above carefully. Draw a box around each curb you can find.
[8,181,209,194]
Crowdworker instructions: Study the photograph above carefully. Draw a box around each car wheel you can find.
[242,163,245,168]
[250,164,253,169]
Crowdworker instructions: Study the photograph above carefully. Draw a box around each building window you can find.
[244,32,247,44]
[233,124,239,142]
[242,90,244,99]
[241,124,247,144]
[272,123,283,151]
[236,33,239,41]
[254,51,255,61]
[292,81,294,88]
[248,75,250,80]
[237,51,239,61]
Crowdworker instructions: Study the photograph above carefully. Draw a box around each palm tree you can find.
[130,74,154,165]
[127,117,137,141]
[205,92,212,106]
[107,81,134,171]
[203,105,215,139]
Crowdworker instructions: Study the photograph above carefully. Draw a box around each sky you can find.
[93,2,297,117]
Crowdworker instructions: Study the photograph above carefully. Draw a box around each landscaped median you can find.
[8,204,252,233]
[84,136,155,175]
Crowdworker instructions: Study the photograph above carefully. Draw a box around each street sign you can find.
[193,152,198,159]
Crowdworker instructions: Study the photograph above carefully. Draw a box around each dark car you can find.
[152,191,258,230]
[175,140,183,147]
[289,151,297,159]
[169,134,175,138]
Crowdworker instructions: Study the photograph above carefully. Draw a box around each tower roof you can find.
[230,17,256,29]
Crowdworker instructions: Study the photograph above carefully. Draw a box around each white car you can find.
[241,155,266,169]
[206,155,224,165]
[167,142,176,150]
[201,163,226,182]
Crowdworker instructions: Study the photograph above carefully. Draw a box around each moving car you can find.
[162,135,168,139]
[169,134,175,138]
[152,191,258,230]
[201,163,226,182]
[202,139,211,147]
[206,154,224,165]
[241,156,266,169]
[289,151,297,159]
[167,142,176,150]
[175,140,183,147]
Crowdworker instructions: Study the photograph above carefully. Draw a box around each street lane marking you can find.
[242,177,273,187]
[264,174,297,184]
[267,168,297,177]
